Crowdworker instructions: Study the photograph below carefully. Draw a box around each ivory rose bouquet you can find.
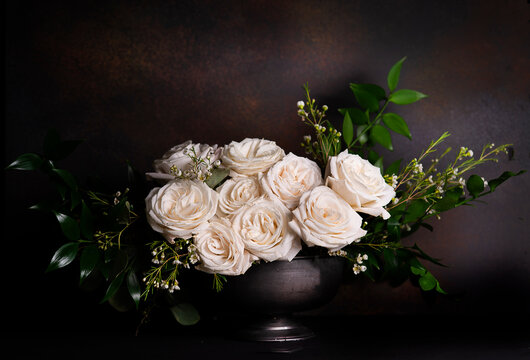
[7,57,523,326]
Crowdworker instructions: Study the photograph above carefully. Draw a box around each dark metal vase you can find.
[223,255,345,342]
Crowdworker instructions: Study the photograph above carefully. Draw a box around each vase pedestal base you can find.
[236,315,315,342]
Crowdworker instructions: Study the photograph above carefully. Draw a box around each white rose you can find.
[145,179,218,242]
[216,175,262,218]
[221,138,285,176]
[193,217,256,276]
[231,198,301,262]
[146,141,222,182]
[260,152,323,210]
[289,186,367,251]
[326,150,395,219]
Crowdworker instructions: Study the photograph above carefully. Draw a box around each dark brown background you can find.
[4,0,530,333]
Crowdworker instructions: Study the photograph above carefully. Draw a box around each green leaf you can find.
[389,89,428,105]
[385,159,402,176]
[410,265,426,276]
[436,282,447,294]
[52,169,77,190]
[411,243,447,267]
[80,201,94,240]
[432,187,463,212]
[488,170,526,192]
[350,84,379,112]
[46,242,79,272]
[170,303,200,326]
[356,125,369,146]
[403,200,429,223]
[205,167,230,189]
[54,211,80,241]
[466,174,485,198]
[6,153,43,171]
[387,56,407,92]
[43,129,82,161]
[370,125,393,151]
[339,108,369,125]
[419,271,437,291]
[101,271,126,304]
[126,270,141,310]
[79,246,100,285]
[342,111,354,146]
[382,113,411,140]
[353,83,386,101]
[383,248,398,270]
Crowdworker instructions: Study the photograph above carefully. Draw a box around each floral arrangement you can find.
[7,57,524,327]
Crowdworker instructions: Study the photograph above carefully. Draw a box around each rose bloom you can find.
[146,141,222,182]
[193,217,256,276]
[216,175,262,218]
[145,179,218,242]
[221,138,285,176]
[231,198,301,262]
[326,150,395,219]
[289,186,367,251]
[260,152,323,210]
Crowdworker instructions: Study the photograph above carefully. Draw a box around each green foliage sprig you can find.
[299,57,525,293]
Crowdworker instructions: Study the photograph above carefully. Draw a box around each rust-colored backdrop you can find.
[4,0,529,332]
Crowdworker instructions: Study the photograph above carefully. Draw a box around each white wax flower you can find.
[216,175,262,218]
[231,198,301,262]
[146,141,222,182]
[145,179,218,242]
[193,217,256,276]
[259,152,323,210]
[221,138,285,176]
[289,186,367,251]
[326,150,395,219]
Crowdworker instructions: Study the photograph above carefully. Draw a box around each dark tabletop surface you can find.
[4,314,529,360]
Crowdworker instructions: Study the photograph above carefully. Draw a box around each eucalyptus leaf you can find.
[389,89,427,105]
[205,167,230,189]
[383,113,411,139]
[54,211,80,241]
[387,56,407,92]
[46,242,79,272]
[466,174,485,198]
[342,111,354,146]
[418,272,437,291]
[170,303,200,326]
[6,153,43,171]
[370,125,393,151]
[79,246,100,285]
